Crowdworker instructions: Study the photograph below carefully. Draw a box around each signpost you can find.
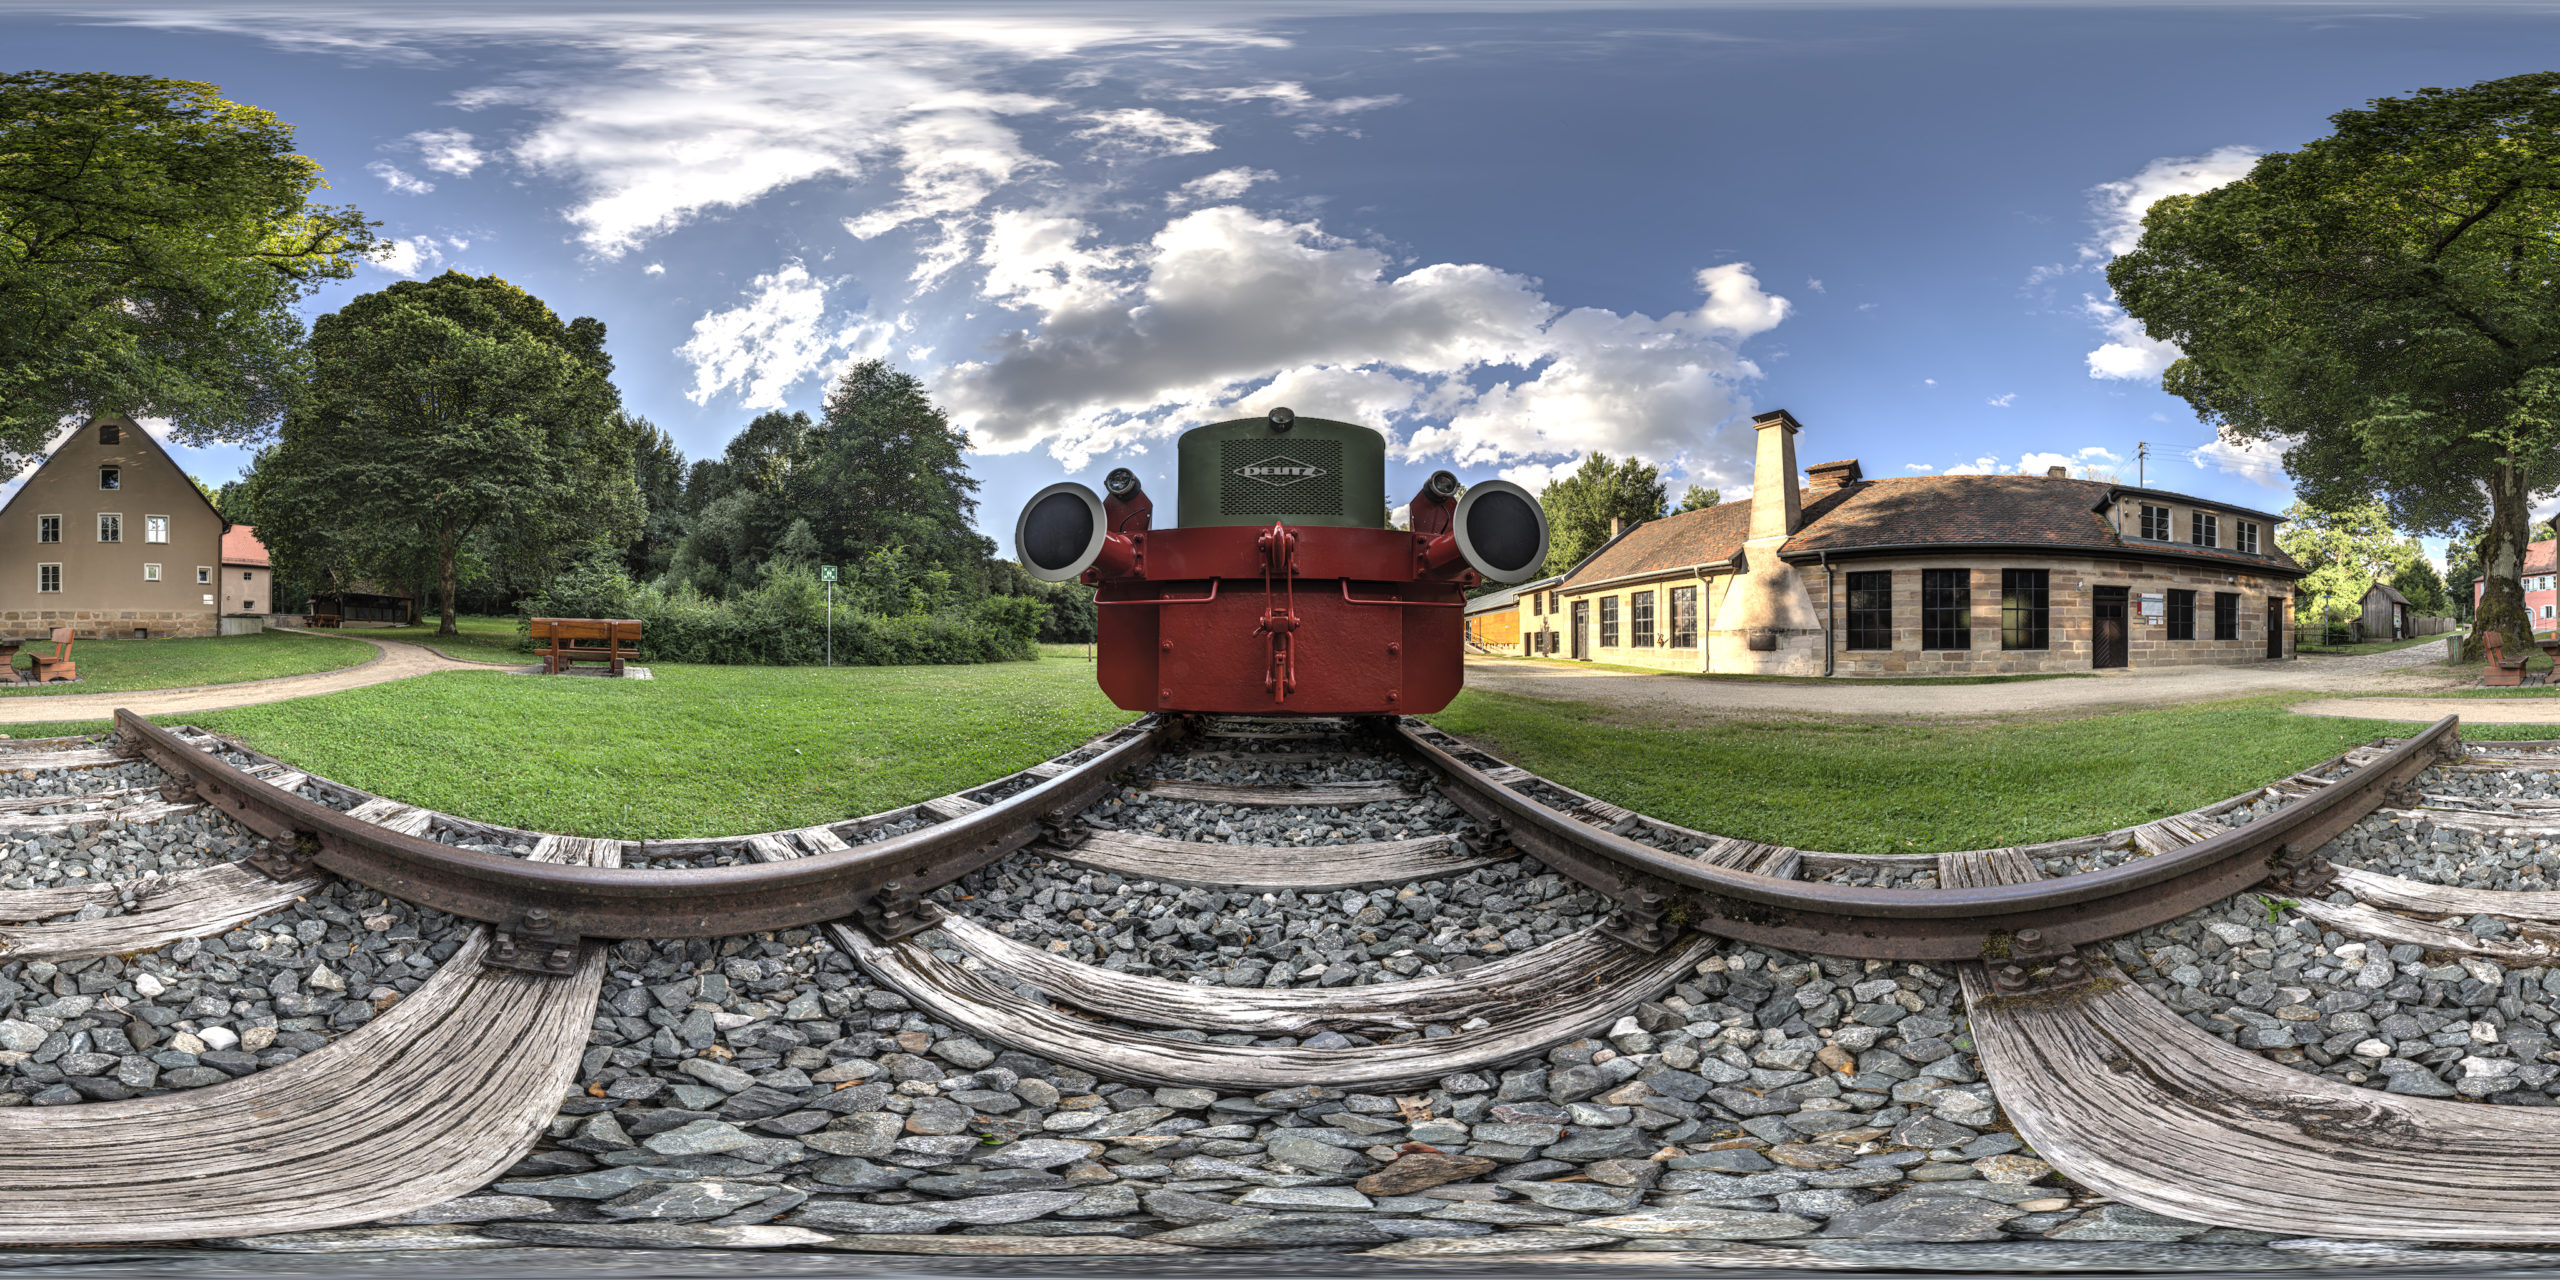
[820,565,836,666]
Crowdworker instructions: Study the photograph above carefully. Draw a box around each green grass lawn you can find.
[347,615,532,665]
[1423,689,2538,855]
[0,630,375,698]
[164,656,1136,839]
[2298,634,2455,658]
[1476,653,2093,685]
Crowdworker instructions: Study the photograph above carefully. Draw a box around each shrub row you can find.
[518,564,1037,666]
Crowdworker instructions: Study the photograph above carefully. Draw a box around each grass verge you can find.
[2298,634,2456,658]
[0,630,375,698]
[1424,689,2549,855]
[169,657,1134,839]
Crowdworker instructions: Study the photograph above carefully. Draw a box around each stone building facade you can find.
[0,415,228,641]
[1549,410,2305,676]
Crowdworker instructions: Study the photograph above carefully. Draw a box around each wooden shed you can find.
[2358,581,2411,641]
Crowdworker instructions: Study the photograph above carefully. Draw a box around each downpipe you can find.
[1820,551,1833,677]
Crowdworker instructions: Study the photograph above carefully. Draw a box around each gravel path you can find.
[1465,643,2453,720]
[0,632,485,726]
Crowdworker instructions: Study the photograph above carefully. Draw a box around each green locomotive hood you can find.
[1176,415,1387,529]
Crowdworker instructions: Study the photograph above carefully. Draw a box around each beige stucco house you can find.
[1543,409,2309,675]
[0,414,228,640]
[222,525,274,628]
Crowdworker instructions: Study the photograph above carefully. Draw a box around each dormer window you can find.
[99,467,118,490]
[98,422,120,446]
[2191,512,2218,549]
[2237,520,2259,555]
[2139,504,2170,541]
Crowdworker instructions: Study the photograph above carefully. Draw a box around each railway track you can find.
[12,709,2560,1262]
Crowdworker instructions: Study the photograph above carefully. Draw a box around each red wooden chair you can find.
[24,629,75,683]
[2484,630,2529,687]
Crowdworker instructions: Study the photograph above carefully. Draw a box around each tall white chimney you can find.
[1749,409,1803,541]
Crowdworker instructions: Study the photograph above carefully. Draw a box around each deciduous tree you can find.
[1539,452,1666,577]
[2277,501,2421,623]
[1675,484,1723,513]
[2109,72,2560,658]
[250,272,639,635]
[0,72,374,464]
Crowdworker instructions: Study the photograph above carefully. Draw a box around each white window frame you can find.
[98,467,118,491]
[144,514,168,544]
[37,564,60,594]
[2190,512,2219,549]
[35,515,58,545]
[143,563,161,582]
[2138,504,2171,541]
[96,513,120,543]
[2236,521,2258,555]
[195,566,211,585]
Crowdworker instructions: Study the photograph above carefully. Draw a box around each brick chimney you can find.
[1805,458,1862,495]
[1610,516,1622,538]
[1748,409,1804,540]
[2046,465,2069,479]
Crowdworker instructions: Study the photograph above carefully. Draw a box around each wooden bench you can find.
[306,614,341,629]
[531,618,641,676]
[2486,629,2530,687]
[22,629,73,684]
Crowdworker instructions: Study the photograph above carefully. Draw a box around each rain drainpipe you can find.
[1820,551,1834,676]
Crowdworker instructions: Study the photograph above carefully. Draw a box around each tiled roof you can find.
[221,525,270,568]
[1558,474,2302,591]
[2530,540,2557,577]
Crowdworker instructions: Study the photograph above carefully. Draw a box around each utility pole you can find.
[2137,442,2149,488]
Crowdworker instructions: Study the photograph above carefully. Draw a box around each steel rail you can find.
[1396,714,2462,960]
[116,708,1172,968]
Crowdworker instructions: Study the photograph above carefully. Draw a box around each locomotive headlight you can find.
[1426,470,1460,500]
[1015,482,1109,582]
[1450,479,1550,584]
[1267,406,1295,432]
[1104,467,1142,498]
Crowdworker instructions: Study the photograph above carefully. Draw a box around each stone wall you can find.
[1803,555,2293,676]
[0,609,219,641]
[1565,574,1719,673]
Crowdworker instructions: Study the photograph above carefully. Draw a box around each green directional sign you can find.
[819,565,837,582]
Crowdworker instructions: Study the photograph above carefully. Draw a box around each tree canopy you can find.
[1675,484,1723,513]
[2277,500,2427,621]
[245,272,638,634]
[0,71,375,467]
[2109,72,2560,656]
[1539,452,1666,577]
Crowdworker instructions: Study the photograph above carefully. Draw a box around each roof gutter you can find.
[1775,541,2309,580]
[1565,560,1735,595]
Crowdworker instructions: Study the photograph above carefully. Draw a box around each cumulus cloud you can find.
[1922,446,2120,478]
[931,206,1787,471]
[409,128,485,176]
[1074,108,1218,161]
[644,262,666,276]
[2191,436,2288,487]
[1987,393,2016,408]
[1175,81,1403,134]
[368,234,452,276]
[2075,146,2259,380]
[367,161,434,194]
[841,93,1058,243]
[677,261,898,409]
[1168,166,1276,207]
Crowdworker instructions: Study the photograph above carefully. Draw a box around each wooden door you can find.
[2267,598,2285,658]
[1571,601,1589,660]
[2092,586,2128,669]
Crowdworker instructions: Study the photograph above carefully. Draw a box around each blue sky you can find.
[9,2,2554,562]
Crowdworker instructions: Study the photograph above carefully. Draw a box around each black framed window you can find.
[98,422,119,445]
[2167,588,2196,640]
[1669,586,1698,647]
[2001,569,2049,650]
[2214,592,2238,640]
[2139,504,2170,540]
[2190,512,2218,548]
[1846,571,1893,650]
[2236,521,2258,555]
[1922,569,1971,649]
[1530,593,1541,616]
[1631,591,1655,647]
[1599,596,1619,647]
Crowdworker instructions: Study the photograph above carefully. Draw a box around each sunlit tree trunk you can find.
[2471,459,2536,661]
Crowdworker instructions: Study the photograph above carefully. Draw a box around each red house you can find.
[2473,538,2558,634]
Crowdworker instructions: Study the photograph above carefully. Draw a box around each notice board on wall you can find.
[2139,591,2165,619]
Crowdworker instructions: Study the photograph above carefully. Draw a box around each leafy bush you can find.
[518,563,1035,666]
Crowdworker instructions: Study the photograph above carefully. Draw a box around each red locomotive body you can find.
[1015,410,1548,717]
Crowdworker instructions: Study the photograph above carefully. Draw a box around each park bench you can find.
[2485,629,2530,687]
[531,618,642,676]
[20,629,74,684]
[306,613,341,629]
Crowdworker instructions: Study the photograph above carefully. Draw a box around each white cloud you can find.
[934,205,1789,471]
[677,261,897,409]
[2191,436,2289,487]
[1923,378,1936,386]
[368,234,451,276]
[2075,146,2258,380]
[1176,80,1402,133]
[1924,446,2118,478]
[1805,277,1824,294]
[841,93,1058,243]
[409,128,485,176]
[1168,166,1276,208]
[1074,108,1217,161]
[1987,393,2016,408]
[366,161,434,194]
[1497,460,1575,495]
[1904,463,1935,472]
[644,262,666,276]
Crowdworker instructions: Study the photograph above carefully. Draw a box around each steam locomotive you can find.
[1014,409,1549,716]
